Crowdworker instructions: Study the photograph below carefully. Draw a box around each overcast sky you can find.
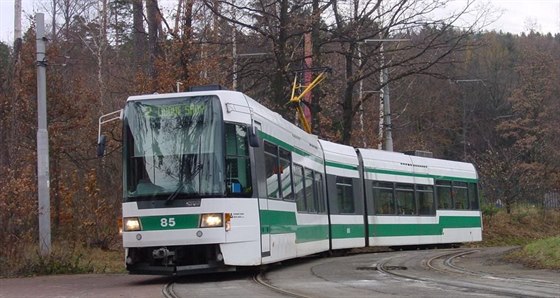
[0,0,559,44]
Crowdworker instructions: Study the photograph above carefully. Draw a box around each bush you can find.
[0,242,124,277]
[480,208,560,247]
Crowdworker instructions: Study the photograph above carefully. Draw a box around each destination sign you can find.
[143,102,206,119]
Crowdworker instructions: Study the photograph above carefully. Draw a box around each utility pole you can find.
[232,0,237,90]
[379,42,393,151]
[454,79,484,161]
[36,13,51,256]
[14,0,22,41]
[364,38,409,151]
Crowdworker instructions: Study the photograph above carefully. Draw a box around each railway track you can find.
[162,280,179,298]
[377,248,559,297]
[427,249,559,288]
[253,270,312,298]
[163,248,558,297]
[161,269,313,298]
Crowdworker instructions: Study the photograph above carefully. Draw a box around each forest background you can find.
[0,0,559,276]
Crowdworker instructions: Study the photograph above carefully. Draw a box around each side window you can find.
[373,182,395,215]
[264,141,279,199]
[468,183,479,210]
[279,148,293,200]
[396,183,415,215]
[225,123,252,197]
[417,185,435,215]
[453,182,468,209]
[304,168,316,213]
[336,176,355,213]
[436,180,452,209]
[294,164,306,211]
[315,172,325,213]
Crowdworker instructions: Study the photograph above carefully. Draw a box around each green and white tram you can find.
[99,87,481,275]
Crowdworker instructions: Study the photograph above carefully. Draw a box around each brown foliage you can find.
[0,165,38,268]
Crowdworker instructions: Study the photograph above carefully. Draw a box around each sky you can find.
[0,0,559,44]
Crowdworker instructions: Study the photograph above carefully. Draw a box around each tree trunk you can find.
[174,0,183,33]
[146,0,161,89]
[341,49,356,145]
[271,0,289,109]
[133,0,147,72]
[178,0,194,82]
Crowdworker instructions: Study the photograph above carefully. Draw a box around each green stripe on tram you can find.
[369,216,481,237]
[365,168,478,183]
[325,161,358,171]
[140,214,199,231]
[260,210,480,240]
[259,210,329,243]
[295,225,329,243]
[331,224,366,238]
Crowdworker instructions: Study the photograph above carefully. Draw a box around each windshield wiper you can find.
[166,183,184,202]
[166,163,204,202]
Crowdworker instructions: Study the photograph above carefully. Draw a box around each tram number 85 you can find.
[160,217,176,227]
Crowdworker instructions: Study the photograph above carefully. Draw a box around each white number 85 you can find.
[160,217,176,227]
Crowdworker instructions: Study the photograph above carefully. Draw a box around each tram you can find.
[97,86,482,275]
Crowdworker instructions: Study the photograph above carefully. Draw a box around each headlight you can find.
[200,213,223,228]
[123,217,141,231]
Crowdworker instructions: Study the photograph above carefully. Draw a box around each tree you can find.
[146,0,162,86]
[132,0,147,71]
[495,34,560,208]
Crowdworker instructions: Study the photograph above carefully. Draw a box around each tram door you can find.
[253,122,271,259]
[260,198,271,258]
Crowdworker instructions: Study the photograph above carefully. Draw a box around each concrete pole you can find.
[379,42,393,151]
[14,0,22,40]
[36,13,51,256]
[358,47,366,148]
[232,0,237,90]
[381,67,393,151]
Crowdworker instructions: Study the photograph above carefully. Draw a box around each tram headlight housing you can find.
[200,213,223,228]
[123,217,142,232]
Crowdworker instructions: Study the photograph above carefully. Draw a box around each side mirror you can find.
[248,124,260,148]
[97,135,107,157]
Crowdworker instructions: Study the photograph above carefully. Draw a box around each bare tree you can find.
[146,0,162,84]
[202,0,333,108]
[133,0,147,71]
[202,0,491,144]
[325,0,491,144]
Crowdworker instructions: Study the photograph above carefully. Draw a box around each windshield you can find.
[123,96,224,200]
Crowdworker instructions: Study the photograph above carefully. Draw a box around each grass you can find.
[477,207,560,247]
[505,237,560,270]
[476,207,560,270]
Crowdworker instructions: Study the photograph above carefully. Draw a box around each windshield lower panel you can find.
[123,96,225,201]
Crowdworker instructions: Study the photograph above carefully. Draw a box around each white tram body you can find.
[117,88,482,275]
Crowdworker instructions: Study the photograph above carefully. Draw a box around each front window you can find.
[123,96,225,200]
[225,124,252,197]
